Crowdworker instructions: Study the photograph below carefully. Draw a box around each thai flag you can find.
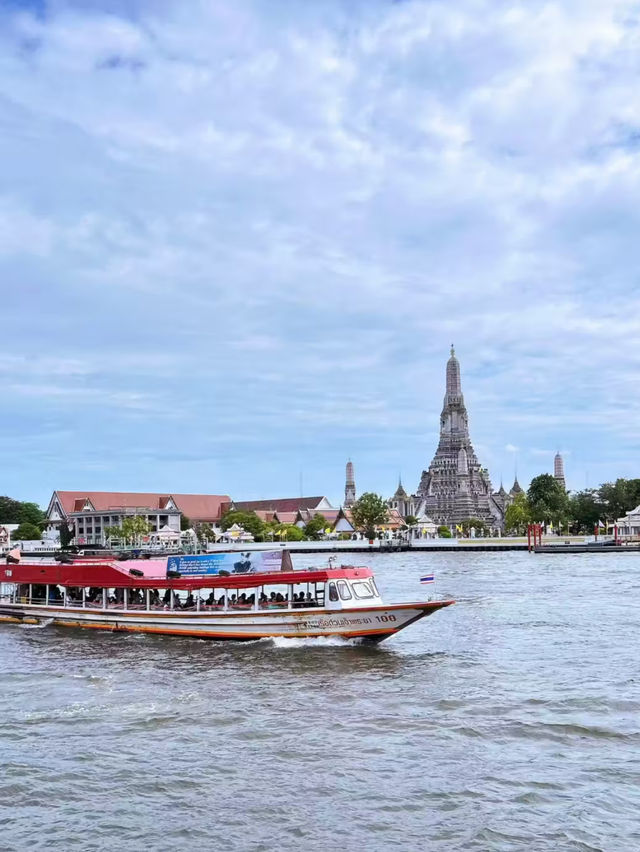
[420,574,435,584]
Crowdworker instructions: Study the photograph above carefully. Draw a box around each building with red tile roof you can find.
[46,490,230,546]
[224,496,334,515]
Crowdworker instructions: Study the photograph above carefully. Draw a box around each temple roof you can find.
[510,478,523,495]
[392,477,408,499]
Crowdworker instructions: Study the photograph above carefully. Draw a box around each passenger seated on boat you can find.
[163,589,171,605]
[238,593,247,605]
[150,589,160,607]
[247,593,255,605]
[184,593,195,609]
[269,592,277,603]
[260,592,268,604]
[217,595,225,606]
[305,593,316,607]
[206,592,215,606]
[275,592,285,603]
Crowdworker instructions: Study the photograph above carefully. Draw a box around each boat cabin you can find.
[2,557,384,614]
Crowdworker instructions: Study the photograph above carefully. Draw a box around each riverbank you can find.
[205,536,590,554]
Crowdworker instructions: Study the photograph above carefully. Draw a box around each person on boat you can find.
[205,592,215,607]
[162,589,171,605]
[150,589,160,607]
[259,592,268,605]
[184,593,195,609]
[217,595,225,607]
[305,592,316,607]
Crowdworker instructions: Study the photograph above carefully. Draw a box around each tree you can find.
[119,516,152,545]
[527,474,569,524]
[0,497,46,528]
[304,514,328,540]
[460,517,490,536]
[569,489,603,533]
[350,493,389,540]
[598,479,640,520]
[14,522,42,541]
[59,524,74,547]
[180,515,192,531]
[275,524,304,541]
[437,525,452,538]
[195,522,217,543]
[219,511,266,541]
[504,493,532,534]
[405,515,418,526]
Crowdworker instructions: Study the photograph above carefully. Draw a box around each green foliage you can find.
[527,474,569,523]
[195,522,217,543]
[598,479,640,520]
[106,516,152,545]
[59,524,74,548]
[0,497,45,527]
[303,514,328,540]
[180,515,192,531]
[569,489,603,532]
[14,522,42,541]
[219,511,266,541]
[437,525,452,538]
[350,492,389,539]
[504,493,532,534]
[460,517,490,536]
[274,524,304,541]
[404,515,419,526]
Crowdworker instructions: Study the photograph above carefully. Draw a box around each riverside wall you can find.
[205,537,590,554]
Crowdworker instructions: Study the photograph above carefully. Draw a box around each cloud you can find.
[0,0,639,502]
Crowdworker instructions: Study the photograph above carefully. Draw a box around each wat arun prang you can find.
[415,347,509,530]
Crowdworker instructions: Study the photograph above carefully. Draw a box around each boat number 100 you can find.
[375,614,397,623]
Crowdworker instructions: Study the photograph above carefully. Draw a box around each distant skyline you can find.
[1,0,639,507]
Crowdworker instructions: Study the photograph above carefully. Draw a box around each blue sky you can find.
[1,0,639,508]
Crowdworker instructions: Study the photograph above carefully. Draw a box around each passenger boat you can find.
[0,552,454,643]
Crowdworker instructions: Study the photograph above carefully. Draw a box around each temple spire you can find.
[345,459,356,507]
[446,344,462,398]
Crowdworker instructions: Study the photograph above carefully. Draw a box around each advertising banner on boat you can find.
[167,550,291,577]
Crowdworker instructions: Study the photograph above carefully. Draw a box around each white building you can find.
[615,505,640,539]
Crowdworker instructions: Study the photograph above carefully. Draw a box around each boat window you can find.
[328,582,339,602]
[352,581,374,599]
[369,578,380,597]
[337,580,352,601]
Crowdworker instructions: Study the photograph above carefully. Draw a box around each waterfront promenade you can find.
[205,536,590,554]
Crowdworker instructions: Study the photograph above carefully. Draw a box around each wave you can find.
[19,618,54,630]
[270,635,364,648]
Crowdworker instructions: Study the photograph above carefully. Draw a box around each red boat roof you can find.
[2,558,373,590]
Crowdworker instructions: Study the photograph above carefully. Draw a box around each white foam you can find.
[19,618,54,630]
[270,635,362,648]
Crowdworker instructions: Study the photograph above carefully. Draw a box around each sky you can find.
[1,0,640,508]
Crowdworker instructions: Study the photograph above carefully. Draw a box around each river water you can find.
[0,551,638,851]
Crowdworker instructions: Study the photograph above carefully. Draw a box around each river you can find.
[0,551,638,851]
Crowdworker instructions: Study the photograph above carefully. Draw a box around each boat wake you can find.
[19,618,54,630]
[270,635,363,648]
